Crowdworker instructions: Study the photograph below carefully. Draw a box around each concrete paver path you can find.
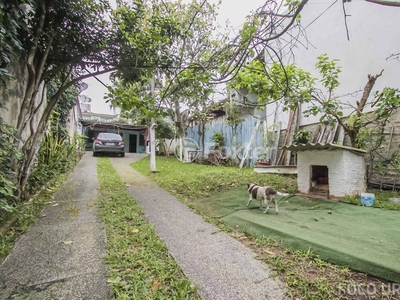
[0,154,110,300]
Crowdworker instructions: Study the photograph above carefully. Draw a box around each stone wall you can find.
[0,60,46,141]
[0,60,27,128]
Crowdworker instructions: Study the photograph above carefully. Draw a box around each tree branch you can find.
[356,69,384,117]
[17,8,47,134]
[342,1,350,41]
[36,35,54,86]
[263,0,309,43]
[365,0,400,7]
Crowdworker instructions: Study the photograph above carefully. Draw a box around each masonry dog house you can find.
[284,143,367,198]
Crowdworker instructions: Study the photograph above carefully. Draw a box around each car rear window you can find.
[97,133,122,140]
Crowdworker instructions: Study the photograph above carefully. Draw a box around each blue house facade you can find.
[186,112,272,166]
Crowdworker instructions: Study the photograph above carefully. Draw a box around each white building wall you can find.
[266,1,400,129]
[297,150,366,197]
[66,105,83,138]
[341,150,367,195]
[0,60,47,141]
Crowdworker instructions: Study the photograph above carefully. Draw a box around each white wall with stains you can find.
[297,149,366,197]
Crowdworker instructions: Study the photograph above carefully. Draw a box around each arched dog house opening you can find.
[283,143,367,198]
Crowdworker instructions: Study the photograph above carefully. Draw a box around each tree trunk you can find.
[232,124,238,161]
[14,68,115,199]
[336,70,384,148]
[163,140,170,156]
[201,123,205,155]
[16,92,58,199]
[16,9,47,136]
[17,78,70,198]
[197,122,202,150]
[173,100,186,160]
[356,70,384,117]
[347,130,357,148]
[365,0,400,7]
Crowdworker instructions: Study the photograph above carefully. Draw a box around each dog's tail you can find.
[277,191,290,196]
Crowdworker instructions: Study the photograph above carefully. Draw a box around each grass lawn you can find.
[131,156,298,200]
[132,156,400,300]
[97,157,199,300]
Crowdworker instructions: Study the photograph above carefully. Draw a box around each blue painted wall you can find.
[187,115,265,166]
[108,129,146,153]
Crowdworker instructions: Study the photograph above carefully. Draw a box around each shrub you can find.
[293,129,312,145]
[211,131,224,150]
[27,133,85,196]
[0,121,22,217]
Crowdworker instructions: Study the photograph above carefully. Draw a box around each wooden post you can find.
[380,126,394,190]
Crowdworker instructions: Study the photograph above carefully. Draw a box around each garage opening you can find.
[310,165,329,198]
[129,134,137,153]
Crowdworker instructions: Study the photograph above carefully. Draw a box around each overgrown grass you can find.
[132,156,298,202]
[97,157,200,300]
[247,235,392,300]
[132,156,398,300]
[0,174,69,262]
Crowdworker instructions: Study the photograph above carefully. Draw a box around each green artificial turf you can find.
[193,186,400,282]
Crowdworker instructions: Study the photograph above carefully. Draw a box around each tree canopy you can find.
[230,59,314,106]
[0,0,310,198]
[231,53,400,150]
[105,0,309,144]
[0,0,184,197]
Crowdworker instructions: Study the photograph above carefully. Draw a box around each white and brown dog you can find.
[247,183,278,214]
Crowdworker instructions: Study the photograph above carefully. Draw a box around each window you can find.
[97,133,122,141]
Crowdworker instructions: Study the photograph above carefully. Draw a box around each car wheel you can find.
[93,152,97,157]
[121,153,125,157]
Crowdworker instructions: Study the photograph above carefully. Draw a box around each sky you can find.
[82,0,267,114]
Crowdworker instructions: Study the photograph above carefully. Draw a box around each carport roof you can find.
[81,120,147,131]
[282,142,367,155]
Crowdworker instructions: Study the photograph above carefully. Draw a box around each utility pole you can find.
[150,76,157,172]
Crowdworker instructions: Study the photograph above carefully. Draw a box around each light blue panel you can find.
[108,129,145,153]
[187,116,265,166]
